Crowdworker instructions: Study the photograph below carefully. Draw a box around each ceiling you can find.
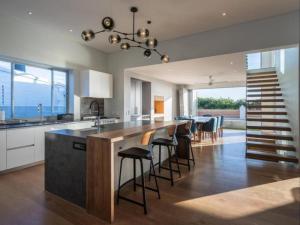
[127,52,246,87]
[0,0,299,53]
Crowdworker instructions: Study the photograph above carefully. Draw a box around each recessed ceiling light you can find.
[27,11,33,15]
[222,12,227,17]
[230,61,234,65]
[69,29,73,32]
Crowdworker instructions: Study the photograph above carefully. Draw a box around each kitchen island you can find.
[45,120,185,223]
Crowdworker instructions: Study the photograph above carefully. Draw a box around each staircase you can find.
[246,70,298,163]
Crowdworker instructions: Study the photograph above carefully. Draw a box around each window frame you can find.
[0,57,69,119]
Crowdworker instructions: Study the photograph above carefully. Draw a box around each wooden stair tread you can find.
[247,79,278,84]
[247,111,287,115]
[247,93,282,97]
[247,142,296,151]
[246,151,298,163]
[247,125,291,131]
[247,118,289,123]
[246,133,293,141]
[247,88,281,92]
[247,75,277,80]
[247,99,284,102]
[247,71,276,76]
[247,83,280,88]
[247,105,285,109]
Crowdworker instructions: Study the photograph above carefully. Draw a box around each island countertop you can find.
[47,120,184,140]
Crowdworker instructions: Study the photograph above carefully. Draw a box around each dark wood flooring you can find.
[0,129,299,225]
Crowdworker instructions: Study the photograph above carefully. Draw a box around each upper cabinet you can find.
[80,70,113,98]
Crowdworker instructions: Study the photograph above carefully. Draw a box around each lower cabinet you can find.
[1,121,95,171]
[0,130,6,171]
[7,145,35,169]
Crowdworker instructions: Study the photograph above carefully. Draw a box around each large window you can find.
[0,59,68,119]
[0,61,12,118]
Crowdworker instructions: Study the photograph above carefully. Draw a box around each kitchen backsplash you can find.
[80,97,104,117]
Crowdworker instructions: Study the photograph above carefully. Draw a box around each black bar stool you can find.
[117,130,160,214]
[149,124,181,186]
[176,121,195,170]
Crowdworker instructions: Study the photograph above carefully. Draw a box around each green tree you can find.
[197,97,245,109]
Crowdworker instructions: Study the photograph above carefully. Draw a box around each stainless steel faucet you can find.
[37,103,43,121]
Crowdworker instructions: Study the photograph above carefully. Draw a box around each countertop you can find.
[0,119,89,130]
[46,120,186,141]
[46,121,153,139]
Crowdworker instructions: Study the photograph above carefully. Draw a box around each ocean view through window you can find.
[0,59,68,119]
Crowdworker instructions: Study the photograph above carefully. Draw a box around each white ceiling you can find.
[127,52,246,86]
[0,0,298,53]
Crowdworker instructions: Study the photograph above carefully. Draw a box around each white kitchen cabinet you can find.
[6,127,36,169]
[0,130,6,171]
[7,145,35,169]
[7,127,35,150]
[80,70,113,98]
[1,121,96,171]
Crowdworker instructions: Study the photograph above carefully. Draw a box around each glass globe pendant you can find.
[144,49,152,58]
[145,37,158,48]
[102,17,114,30]
[137,28,150,38]
[81,30,95,41]
[161,55,169,63]
[120,43,130,50]
[108,34,121,44]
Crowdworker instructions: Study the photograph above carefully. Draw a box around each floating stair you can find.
[246,70,298,163]
[247,74,277,80]
[247,93,282,97]
[247,126,292,131]
[247,83,280,88]
[246,133,293,141]
[247,79,278,84]
[246,118,289,123]
[247,111,287,115]
[247,88,281,92]
[246,151,298,163]
[247,142,296,152]
[247,99,284,103]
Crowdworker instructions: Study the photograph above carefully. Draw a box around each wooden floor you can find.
[0,129,299,225]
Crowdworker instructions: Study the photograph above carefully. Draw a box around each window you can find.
[0,59,68,119]
[247,53,261,70]
[0,60,12,118]
[53,70,67,114]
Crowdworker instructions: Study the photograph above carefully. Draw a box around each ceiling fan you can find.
[208,75,214,86]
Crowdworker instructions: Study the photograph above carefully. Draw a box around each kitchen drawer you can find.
[7,145,35,169]
[0,130,6,171]
[7,128,35,149]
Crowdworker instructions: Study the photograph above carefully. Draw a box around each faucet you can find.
[37,103,43,121]
[90,100,101,129]
[89,100,100,117]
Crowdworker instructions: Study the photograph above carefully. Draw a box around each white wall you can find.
[107,11,299,120]
[125,71,177,121]
[0,13,108,119]
[275,46,300,159]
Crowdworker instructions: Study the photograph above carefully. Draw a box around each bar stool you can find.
[117,130,160,214]
[149,124,181,186]
[176,121,195,171]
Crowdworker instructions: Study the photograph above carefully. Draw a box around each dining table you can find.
[191,116,212,142]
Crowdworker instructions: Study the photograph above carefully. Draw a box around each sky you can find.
[194,87,246,100]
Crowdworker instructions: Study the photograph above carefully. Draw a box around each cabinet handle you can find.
[7,144,35,151]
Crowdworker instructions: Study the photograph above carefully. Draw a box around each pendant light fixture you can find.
[81,6,169,63]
